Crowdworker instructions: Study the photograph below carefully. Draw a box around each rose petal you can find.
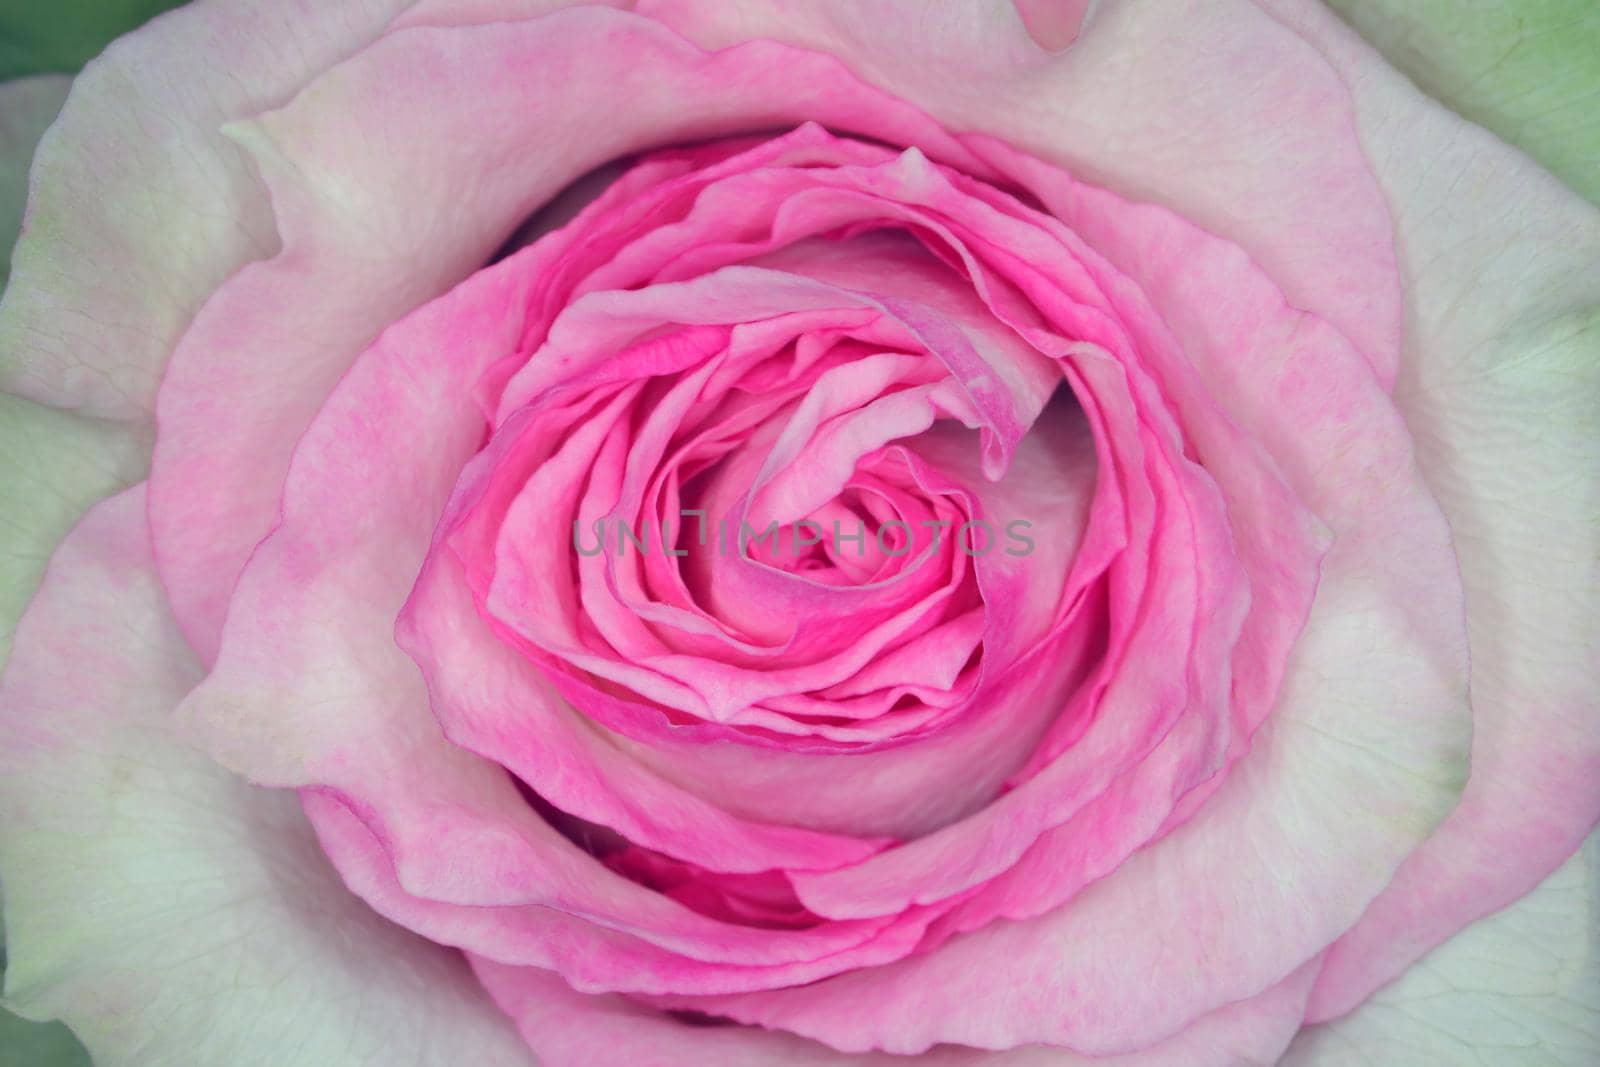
[636,0,1402,383]
[0,395,145,662]
[1281,833,1600,1066]
[1326,0,1600,204]
[1013,0,1092,52]
[0,75,147,666]
[470,956,1322,1067]
[0,488,532,1066]
[305,792,950,994]
[402,522,890,873]
[0,0,408,418]
[147,6,991,661]
[652,154,1472,1055]
[1258,0,1600,1023]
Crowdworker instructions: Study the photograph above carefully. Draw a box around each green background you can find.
[0,0,186,80]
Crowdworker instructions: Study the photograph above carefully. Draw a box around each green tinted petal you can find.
[0,405,148,1067]
[1,823,90,1067]
[0,57,127,1067]
[0,401,146,666]
[0,409,140,1060]
[1330,0,1600,203]
[0,489,532,1067]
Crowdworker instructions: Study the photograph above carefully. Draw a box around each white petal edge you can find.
[0,0,412,419]
[1281,832,1600,1066]
[0,486,533,1067]
[0,68,147,669]
[1256,0,1600,1025]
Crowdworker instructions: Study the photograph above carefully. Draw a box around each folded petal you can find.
[0,488,532,1066]
[0,395,145,662]
[0,0,408,419]
[0,77,148,666]
[637,0,1402,383]
[470,956,1322,1067]
[1258,0,1600,1023]
[146,6,992,660]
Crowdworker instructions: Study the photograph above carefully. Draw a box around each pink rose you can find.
[1,2,1596,1065]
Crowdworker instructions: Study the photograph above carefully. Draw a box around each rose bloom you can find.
[0,2,1596,1065]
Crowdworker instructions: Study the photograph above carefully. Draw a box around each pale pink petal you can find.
[0,489,530,1066]
[1256,0,1600,1024]
[1283,834,1600,1065]
[0,75,149,668]
[470,956,1322,1067]
[391,0,620,31]
[637,0,1401,382]
[0,0,409,418]
[147,8,990,661]
[1012,0,1092,51]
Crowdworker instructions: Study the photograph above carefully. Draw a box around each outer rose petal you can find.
[0,0,410,419]
[0,488,533,1067]
[0,74,118,1064]
[1257,0,1600,1022]
[1281,833,1600,1066]
[0,395,145,661]
[471,958,1322,1067]
[635,0,1402,384]
[391,0,623,28]
[0,73,148,670]
[1328,0,1600,204]
[0,73,68,287]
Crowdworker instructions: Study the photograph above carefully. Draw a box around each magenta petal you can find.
[638,156,1468,1056]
